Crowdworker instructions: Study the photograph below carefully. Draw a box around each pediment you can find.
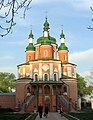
[34,68,38,72]
[54,68,58,72]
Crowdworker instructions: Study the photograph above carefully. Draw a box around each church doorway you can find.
[44,85,50,111]
[45,95,50,111]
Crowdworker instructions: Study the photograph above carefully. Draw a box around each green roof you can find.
[37,36,56,44]
[26,43,35,51]
[36,17,57,45]
[28,30,34,39]
[43,17,50,31]
[31,81,64,84]
[58,43,68,51]
[60,30,65,39]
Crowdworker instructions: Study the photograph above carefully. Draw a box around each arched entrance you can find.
[44,85,50,111]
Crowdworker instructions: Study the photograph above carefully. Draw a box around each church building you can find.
[16,17,78,112]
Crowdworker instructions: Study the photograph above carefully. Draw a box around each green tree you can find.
[0,72,16,93]
[77,73,93,99]
[86,68,93,85]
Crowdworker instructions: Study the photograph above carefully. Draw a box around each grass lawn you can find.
[0,113,30,120]
[68,109,93,120]
[0,108,37,120]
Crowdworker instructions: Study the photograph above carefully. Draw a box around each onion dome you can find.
[43,17,50,31]
[58,30,68,51]
[37,17,56,44]
[26,30,35,51]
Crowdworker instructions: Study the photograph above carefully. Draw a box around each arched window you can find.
[44,85,50,94]
[64,86,67,92]
[35,74,38,81]
[44,74,48,81]
[64,55,66,61]
[29,56,31,61]
[27,87,30,93]
[54,74,57,81]
[44,50,48,57]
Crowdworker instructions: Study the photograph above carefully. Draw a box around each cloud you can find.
[69,48,93,76]
[69,48,93,62]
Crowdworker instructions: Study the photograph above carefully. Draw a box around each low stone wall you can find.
[0,93,16,109]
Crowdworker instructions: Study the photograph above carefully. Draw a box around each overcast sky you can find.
[0,0,93,78]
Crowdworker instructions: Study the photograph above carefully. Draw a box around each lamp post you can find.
[90,96,93,109]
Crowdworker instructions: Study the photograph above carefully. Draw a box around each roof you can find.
[60,30,65,39]
[43,17,50,31]
[0,92,16,96]
[58,43,68,51]
[37,17,56,45]
[30,81,64,84]
[37,36,56,44]
[28,30,34,39]
[26,43,35,51]
[62,62,77,66]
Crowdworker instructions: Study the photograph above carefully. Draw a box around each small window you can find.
[39,86,42,94]
[68,67,72,77]
[54,74,57,81]
[29,56,31,61]
[64,86,67,92]
[35,74,38,81]
[44,74,48,81]
[44,50,48,57]
[64,55,66,61]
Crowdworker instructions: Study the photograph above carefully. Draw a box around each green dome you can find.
[43,17,50,31]
[37,36,56,44]
[58,43,68,51]
[37,17,56,45]
[28,30,34,39]
[60,30,65,39]
[26,43,35,51]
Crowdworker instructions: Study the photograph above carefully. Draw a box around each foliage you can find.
[68,112,93,120]
[86,68,93,85]
[0,72,16,92]
[0,0,32,37]
[77,73,93,98]
[0,109,37,120]
[0,113,31,120]
[0,108,14,113]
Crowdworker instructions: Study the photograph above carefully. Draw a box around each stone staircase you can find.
[20,95,36,112]
[58,95,76,111]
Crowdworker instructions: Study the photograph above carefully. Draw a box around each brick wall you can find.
[0,93,16,109]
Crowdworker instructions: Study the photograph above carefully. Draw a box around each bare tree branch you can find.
[88,6,93,31]
[0,0,32,37]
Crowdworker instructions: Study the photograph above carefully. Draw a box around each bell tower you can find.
[26,30,35,62]
[58,30,68,62]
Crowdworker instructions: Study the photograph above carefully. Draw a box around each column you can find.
[50,85,52,112]
[42,85,44,109]
[39,63,42,80]
[56,85,58,111]
[50,63,53,80]
[36,85,39,111]
[23,67,25,77]
[58,63,61,78]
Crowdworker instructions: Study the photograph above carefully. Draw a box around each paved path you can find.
[35,112,68,120]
